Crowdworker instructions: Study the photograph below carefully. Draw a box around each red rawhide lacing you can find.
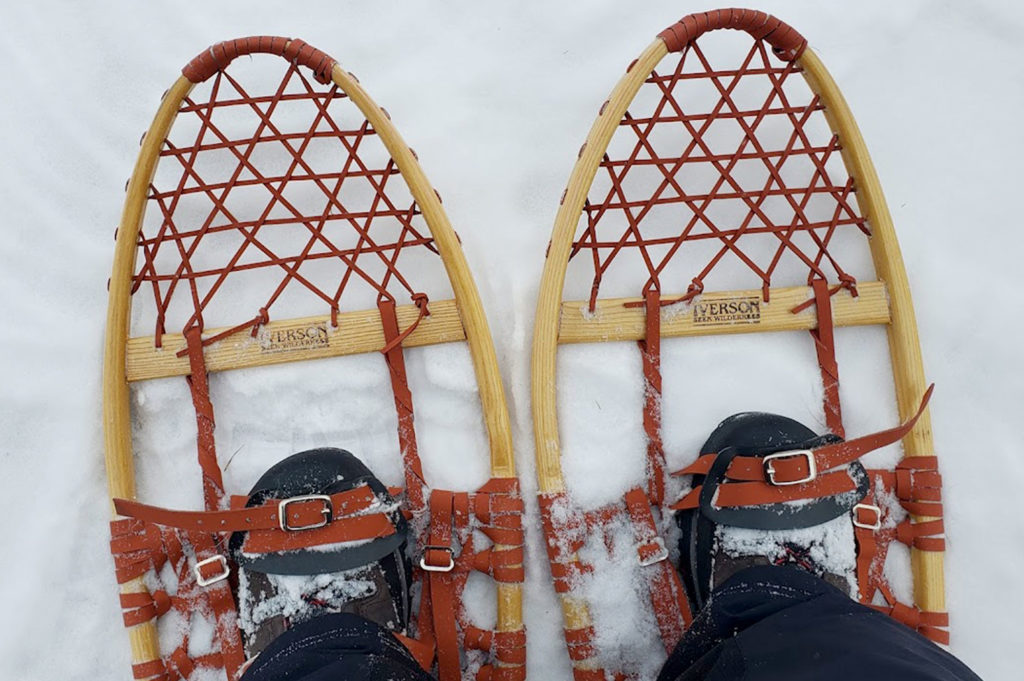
[544,12,947,678]
[113,38,525,681]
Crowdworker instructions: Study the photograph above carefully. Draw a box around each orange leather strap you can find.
[538,492,591,594]
[673,387,933,508]
[638,289,667,505]
[120,590,172,627]
[184,326,225,510]
[808,277,844,438]
[623,487,691,651]
[113,484,386,534]
[380,298,427,515]
[424,489,461,681]
[872,602,950,645]
[895,456,944,517]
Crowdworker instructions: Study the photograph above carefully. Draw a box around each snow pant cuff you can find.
[657,565,981,681]
[241,612,433,681]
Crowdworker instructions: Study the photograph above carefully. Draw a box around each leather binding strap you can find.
[184,326,226,511]
[113,484,399,555]
[672,385,933,511]
[414,482,526,681]
[422,489,461,681]
[380,298,428,516]
[623,487,692,650]
[638,289,667,505]
[808,277,844,438]
[853,459,948,644]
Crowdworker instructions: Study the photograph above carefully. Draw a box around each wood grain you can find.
[557,281,889,344]
[125,299,466,381]
[103,74,195,676]
[529,38,670,661]
[799,48,944,614]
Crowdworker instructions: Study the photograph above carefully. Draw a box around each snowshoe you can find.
[104,36,524,681]
[532,8,948,679]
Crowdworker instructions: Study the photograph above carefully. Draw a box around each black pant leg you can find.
[658,565,981,681]
[241,612,433,681]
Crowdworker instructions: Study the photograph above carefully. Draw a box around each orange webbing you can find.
[109,520,244,680]
[807,277,844,438]
[638,289,667,505]
[183,36,336,85]
[623,488,691,651]
[112,478,525,681]
[539,489,691,676]
[854,459,948,644]
[658,9,807,60]
[184,326,225,511]
[380,298,428,515]
[416,481,526,681]
[672,388,933,511]
[113,484,398,555]
[573,27,866,484]
[538,492,591,596]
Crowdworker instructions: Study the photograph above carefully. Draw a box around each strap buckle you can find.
[420,546,455,573]
[637,536,669,566]
[763,449,817,486]
[278,495,333,532]
[194,554,230,587]
[853,503,882,530]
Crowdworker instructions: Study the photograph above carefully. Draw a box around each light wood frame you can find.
[104,55,521,675]
[530,36,943,672]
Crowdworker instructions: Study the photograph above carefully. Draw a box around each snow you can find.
[1,2,1022,680]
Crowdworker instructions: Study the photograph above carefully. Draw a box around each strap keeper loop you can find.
[194,554,230,587]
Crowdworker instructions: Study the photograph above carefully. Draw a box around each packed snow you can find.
[1,2,1022,680]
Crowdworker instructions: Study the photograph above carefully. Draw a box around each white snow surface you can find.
[2,1,1023,680]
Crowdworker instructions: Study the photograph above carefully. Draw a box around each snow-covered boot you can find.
[229,448,412,657]
[674,413,870,613]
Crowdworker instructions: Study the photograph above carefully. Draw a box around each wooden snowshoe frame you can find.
[532,9,944,677]
[103,37,522,680]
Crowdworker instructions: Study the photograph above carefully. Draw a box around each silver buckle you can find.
[278,495,333,532]
[420,546,455,573]
[194,554,230,587]
[763,449,817,486]
[853,503,882,530]
[638,536,669,566]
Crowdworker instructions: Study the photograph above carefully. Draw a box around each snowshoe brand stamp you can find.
[259,323,330,354]
[692,296,761,327]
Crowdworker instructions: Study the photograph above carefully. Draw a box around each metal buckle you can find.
[638,536,669,567]
[278,495,333,532]
[852,503,882,530]
[763,449,817,486]
[419,546,455,573]
[194,554,230,587]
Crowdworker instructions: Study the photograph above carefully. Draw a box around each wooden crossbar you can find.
[125,299,465,381]
[557,281,889,344]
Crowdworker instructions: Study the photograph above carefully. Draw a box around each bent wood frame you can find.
[531,37,943,672]
[104,59,520,673]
